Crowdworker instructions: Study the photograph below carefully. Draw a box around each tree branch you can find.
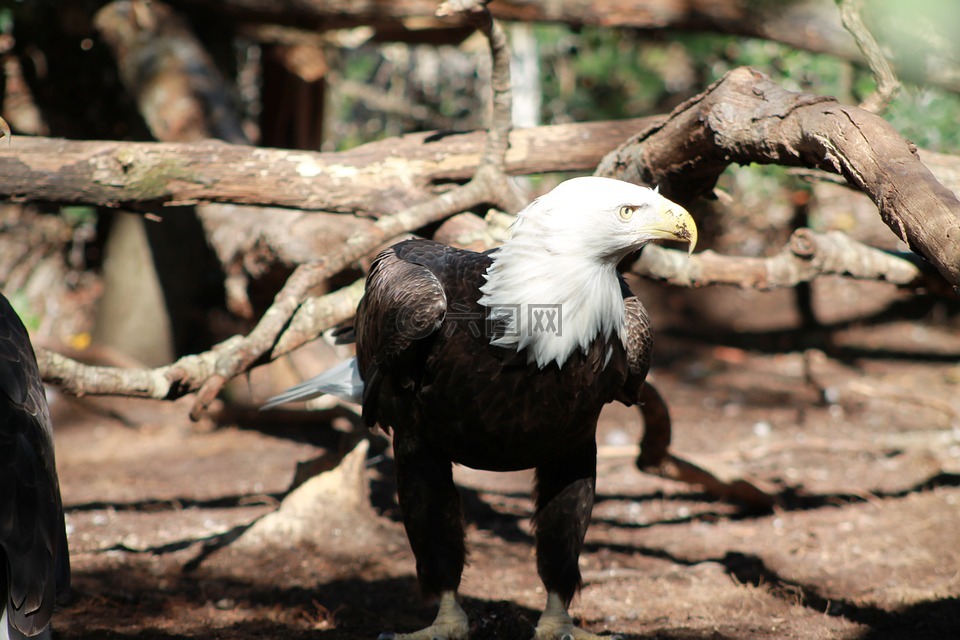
[597,67,960,289]
[6,116,960,216]
[632,229,922,289]
[0,118,645,213]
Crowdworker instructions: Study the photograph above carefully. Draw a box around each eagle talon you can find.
[380,592,469,640]
[533,592,616,640]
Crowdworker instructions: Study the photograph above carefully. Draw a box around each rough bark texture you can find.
[634,229,923,290]
[0,119,647,215]
[598,67,960,288]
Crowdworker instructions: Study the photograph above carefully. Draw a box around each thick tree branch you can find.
[598,67,960,289]
[0,119,646,214]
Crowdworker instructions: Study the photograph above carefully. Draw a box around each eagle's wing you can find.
[616,291,653,406]
[355,241,448,427]
[0,295,70,639]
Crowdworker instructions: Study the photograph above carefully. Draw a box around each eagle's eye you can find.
[617,205,636,221]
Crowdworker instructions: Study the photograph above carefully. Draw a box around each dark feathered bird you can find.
[266,177,696,639]
[0,294,70,640]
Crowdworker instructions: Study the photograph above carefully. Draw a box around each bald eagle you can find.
[266,177,696,639]
[0,293,70,640]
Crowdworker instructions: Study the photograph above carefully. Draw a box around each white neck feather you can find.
[478,237,626,369]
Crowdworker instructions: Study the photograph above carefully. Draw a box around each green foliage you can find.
[60,205,96,226]
[6,290,39,333]
[537,25,671,122]
[0,10,11,35]
[884,86,960,152]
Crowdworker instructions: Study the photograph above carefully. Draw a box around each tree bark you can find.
[598,67,960,288]
[0,119,649,214]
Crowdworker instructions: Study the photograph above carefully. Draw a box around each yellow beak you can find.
[651,196,698,255]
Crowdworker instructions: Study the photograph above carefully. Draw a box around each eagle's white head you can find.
[479,176,697,368]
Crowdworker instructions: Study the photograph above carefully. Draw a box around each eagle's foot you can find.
[378,591,469,640]
[532,592,620,640]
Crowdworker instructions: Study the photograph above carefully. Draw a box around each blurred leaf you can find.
[7,291,40,333]
[61,205,97,226]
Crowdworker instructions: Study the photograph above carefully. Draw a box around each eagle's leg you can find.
[531,445,613,640]
[382,433,469,640]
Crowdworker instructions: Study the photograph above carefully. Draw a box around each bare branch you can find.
[632,228,923,290]
[7,119,960,215]
[37,273,361,402]
[634,382,777,509]
[836,0,900,113]
[37,335,243,400]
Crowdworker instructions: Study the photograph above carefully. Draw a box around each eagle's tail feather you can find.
[261,357,363,409]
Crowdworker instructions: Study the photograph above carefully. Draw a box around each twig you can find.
[836,0,900,113]
[632,382,777,509]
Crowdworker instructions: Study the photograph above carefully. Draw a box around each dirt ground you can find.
[47,277,960,640]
